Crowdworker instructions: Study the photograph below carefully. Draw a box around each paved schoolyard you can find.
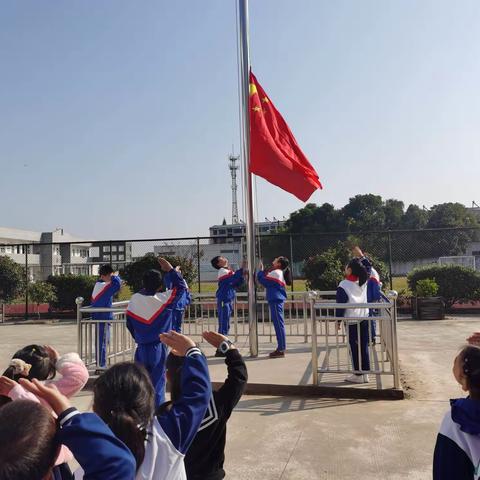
[0,316,478,479]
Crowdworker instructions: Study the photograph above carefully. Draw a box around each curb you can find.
[85,376,403,400]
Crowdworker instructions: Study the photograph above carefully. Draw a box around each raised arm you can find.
[58,409,136,480]
[47,353,89,398]
[158,333,211,454]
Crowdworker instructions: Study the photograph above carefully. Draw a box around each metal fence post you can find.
[289,234,294,292]
[387,230,393,290]
[387,290,400,389]
[196,237,201,293]
[24,245,29,320]
[76,297,84,361]
[311,298,318,385]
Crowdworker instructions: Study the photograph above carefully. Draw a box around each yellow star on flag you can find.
[261,97,269,103]
[252,106,261,112]
[249,83,258,96]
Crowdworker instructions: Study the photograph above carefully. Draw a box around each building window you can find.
[112,255,118,261]
[112,245,117,252]
[103,246,110,253]
[118,254,125,261]
[103,255,110,261]
[119,245,124,252]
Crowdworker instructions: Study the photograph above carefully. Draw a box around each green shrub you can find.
[47,275,97,311]
[121,253,197,293]
[407,264,480,309]
[0,256,25,303]
[415,278,439,297]
[303,241,389,291]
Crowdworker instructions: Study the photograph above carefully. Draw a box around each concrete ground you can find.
[0,316,478,479]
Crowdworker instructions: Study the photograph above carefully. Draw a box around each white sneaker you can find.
[363,374,370,383]
[345,374,364,384]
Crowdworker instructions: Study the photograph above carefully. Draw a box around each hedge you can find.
[407,264,480,309]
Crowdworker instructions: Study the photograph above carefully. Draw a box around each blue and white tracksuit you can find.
[434,398,480,479]
[163,271,191,333]
[336,277,370,372]
[359,257,382,340]
[257,269,287,352]
[90,275,122,368]
[58,407,136,479]
[126,269,187,406]
[138,347,211,480]
[216,267,244,335]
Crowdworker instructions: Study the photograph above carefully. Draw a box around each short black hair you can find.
[142,269,163,292]
[211,256,222,270]
[99,264,114,276]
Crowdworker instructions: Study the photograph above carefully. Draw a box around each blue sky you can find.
[1,0,479,239]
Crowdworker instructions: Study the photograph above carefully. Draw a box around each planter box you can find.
[412,297,445,320]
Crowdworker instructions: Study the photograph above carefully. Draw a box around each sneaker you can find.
[214,349,225,358]
[269,349,285,358]
[363,374,370,383]
[345,374,365,384]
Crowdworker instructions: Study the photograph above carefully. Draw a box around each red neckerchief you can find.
[345,274,359,282]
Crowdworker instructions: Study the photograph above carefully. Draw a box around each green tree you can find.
[121,253,197,293]
[285,203,345,233]
[0,256,24,303]
[401,204,428,229]
[28,282,57,318]
[341,194,385,231]
[303,241,389,291]
[384,199,404,230]
[427,203,478,228]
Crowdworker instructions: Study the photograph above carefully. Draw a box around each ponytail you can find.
[277,257,292,286]
[459,345,480,399]
[108,410,148,468]
[347,259,369,287]
[93,362,155,472]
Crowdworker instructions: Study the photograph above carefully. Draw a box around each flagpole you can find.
[238,0,258,357]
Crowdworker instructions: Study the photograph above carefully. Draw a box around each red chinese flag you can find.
[249,71,322,202]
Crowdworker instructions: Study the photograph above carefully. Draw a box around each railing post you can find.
[311,297,318,386]
[76,297,84,362]
[289,234,294,292]
[387,290,400,389]
[303,293,308,343]
[24,244,29,320]
[196,237,201,293]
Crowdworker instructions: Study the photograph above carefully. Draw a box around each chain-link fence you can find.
[1,227,479,319]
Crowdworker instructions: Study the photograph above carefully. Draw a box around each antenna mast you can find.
[229,154,240,224]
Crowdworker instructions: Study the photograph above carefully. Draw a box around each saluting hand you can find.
[158,257,173,272]
[160,331,196,356]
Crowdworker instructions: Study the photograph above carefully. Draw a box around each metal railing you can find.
[311,291,400,389]
[76,291,337,369]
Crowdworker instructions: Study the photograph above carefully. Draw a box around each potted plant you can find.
[412,278,445,320]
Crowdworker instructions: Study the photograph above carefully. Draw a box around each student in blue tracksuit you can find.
[164,267,191,333]
[0,379,136,480]
[257,257,292,358]
[90,264,122,369]
[126,257,187,406]
[92,331,211,480]
[354,246,382,343]
[434,344,480,479]
[336,258,371,384]
[210,256,244,349]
